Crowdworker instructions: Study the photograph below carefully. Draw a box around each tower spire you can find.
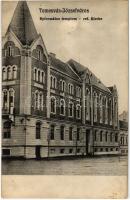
[7,1,38,45]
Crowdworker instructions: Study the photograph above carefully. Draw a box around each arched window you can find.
[62,81,65,92]
[3,121,11,139]
[105,132,108,142]
[7,46,13,57]
[35,91,38,110]
[109,99,112,125]
[38,70,40,82]
[9,88,15,114]
[2,67,7,80]
[77,127,80,141]
[104,97,108,124]
[71,84,74,95]
[93,92,97,122]
[3,90,8,109]
[34,68,37,81]
[99,94,103,123]
[86,89,90,120]
[39,92,43,111]
[53,77,57,89]
[37,49,41,60]
[50,125,55,140]
[12,66,17,79]
[68,102,74,117]
[114,100,118,127]
[110,132,113,142]
[60,99,65,115]
[51,76,57,89]
[68,83,71,94]
[69,127,73,140]
[36,122,41,139]
[115,133,118,142]
[7,66,12,80]
[76,104,81,119]
[51,97,56,113]
[60,125,64,140]
[41,71,45,83]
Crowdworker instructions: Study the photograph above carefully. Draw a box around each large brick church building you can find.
[2,1,119,158]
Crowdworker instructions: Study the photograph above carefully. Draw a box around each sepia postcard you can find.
[1,0,128,198]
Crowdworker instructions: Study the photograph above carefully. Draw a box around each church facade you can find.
[2,1,119,158]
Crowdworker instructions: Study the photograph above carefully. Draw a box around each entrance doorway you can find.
[35,146,41,159]
[86,129,90,155]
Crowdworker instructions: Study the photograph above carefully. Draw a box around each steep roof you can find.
[68,59,111,93]
[7,1,38,45]
[49,55,81,81]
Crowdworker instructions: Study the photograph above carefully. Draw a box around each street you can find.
[2,156,127,175]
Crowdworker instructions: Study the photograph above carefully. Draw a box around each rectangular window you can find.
[69,127,73,140]
[106,148,108,152]
[100,148,103,152]
[50,149,55,153]
[69,149,73,153]
[50,125,55,140]
[94,148,97,152]
[105,132,108,142]
[94,130,97,141]
[110,148,113,151]
[60,149,64,154]
[77,128,80,141]
[3,132,11,139]
[77,148,80,153]
[100,131,103,142]
[36,123,41,139]
[60,126,64,140]
[2,149,10,156]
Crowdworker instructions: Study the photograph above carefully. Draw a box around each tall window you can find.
[7,66,12,80]
[39,93,43,111]
[7,46,13,56]
[36,122,41,139]
[110,132,113,142]
[38,70,40,82]
[68,102,73,117]
[2,67,6,80]
[99,94,103,123]
[60,126,64,140]
[12,66,17,79]
[77,128,80,141]
[9,89,14,114]
[3,90,8,109]
[34,69,37,80]
[50,76,57,89]
[69,127,73,140]
[76,104,81,119]
[94,130,97,141]
[35,92,38,110]
[37,50,41,60]
[76,87,81,98]
[60,99,65,115]
[51,97,56,113]
[62,81,65,92]
[50,125,55,140]
[41,71,45,83]
[86,89,90,120]
[104,97,108,124]
[3,121,11,139]
[93,92,97,122]
[105,132,108,142]
[109,99,112,125]
[115,133,118,142]
[100,131,103,142]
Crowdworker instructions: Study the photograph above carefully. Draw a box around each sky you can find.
[2,0,128,114]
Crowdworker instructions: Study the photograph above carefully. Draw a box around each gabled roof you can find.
[7,1,38,45]
[49,55,81,81]
[68,59,111,93]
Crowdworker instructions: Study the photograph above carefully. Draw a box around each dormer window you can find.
[7,46,13,57]
[37,50,41,60]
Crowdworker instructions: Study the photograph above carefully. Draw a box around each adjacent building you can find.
[2,1,119,158]
[119,112,128,155]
